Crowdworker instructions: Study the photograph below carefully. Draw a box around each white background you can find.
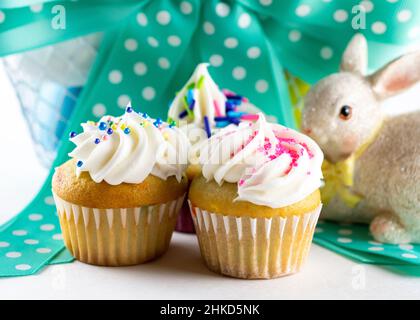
[0,62,420,300]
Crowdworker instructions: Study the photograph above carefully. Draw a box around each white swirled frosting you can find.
[68,108,190,185]
[168,63,226,128]
[194,114,324,208]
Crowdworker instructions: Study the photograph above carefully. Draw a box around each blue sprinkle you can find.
[126,106,133,113]
[142,112,149,118]
[230,118,240,125]
[187,89,194,104]
[204,116,211,138]
[124,127,131,134]
[76,160,83,168]
[189,100,195,110]
[215,116,230,122]
[179,110,188,119]
[227,111,245,118]
[94,138,100,144]
[225,101,236,111]
[226,95,243,100]
[216,121,230,128]
[107,128,113,135]
[153,118,162,127]
[98,122,107,130]
[69,131,77,139]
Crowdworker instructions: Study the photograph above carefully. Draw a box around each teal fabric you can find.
[314,221,420,266]
[0,0,419,276]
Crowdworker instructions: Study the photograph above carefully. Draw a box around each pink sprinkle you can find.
[241,114,259,121]
[239,179,245,186]
[213,100,222,117]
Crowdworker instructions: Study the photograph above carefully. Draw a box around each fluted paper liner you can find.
[189,201,322,279]
[53,193,185,266]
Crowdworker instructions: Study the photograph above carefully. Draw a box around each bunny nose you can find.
[302,128,312,135]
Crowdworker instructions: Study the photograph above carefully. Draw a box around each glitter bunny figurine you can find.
[301,34,420,244]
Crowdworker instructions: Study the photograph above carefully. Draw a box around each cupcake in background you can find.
[52,105,189,266]
[189,113,323,279]
[168,63,267,233]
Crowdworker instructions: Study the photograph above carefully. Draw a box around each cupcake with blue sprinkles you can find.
[167,63,266,233]
[52,105,190,266]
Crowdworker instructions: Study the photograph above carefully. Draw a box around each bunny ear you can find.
[340,34,368,76]
[368,51,420,100]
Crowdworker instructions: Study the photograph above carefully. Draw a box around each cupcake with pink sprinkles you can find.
[167,63,268,233]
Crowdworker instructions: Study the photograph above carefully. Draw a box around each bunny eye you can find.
[339,105,352,120]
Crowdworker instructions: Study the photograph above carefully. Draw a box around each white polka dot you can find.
[137,12,148,26]
[24,239,39,245]
[209,54,223,67]
[259,0,272,6]
[215,2,230,17]
[368,246,384,251]
[108,70,123,84]
[36,248,52,254]
[0,11,5,24]
[255,80,269,93]
[372,21,387,34]
[180,1,193,14]
[30,4,43,12]
[134,62,148,76]
[296,4,311,17]
[0,241,10,248]
[12,230,27,236]
[142,87,156,101]
[288,30,302,42]
[6,251,21,258]
[232,66,246,80]
[224,37,238,49]
[203,22,215,35]
[40,224,55,231]
[117,95,131,108]
[92,103,106,117]
[238,13,251,29]
[44,196,55,205]
[397,10,412,23]
[337,237,352,243]
[338,229,352,236]
[15,264,31,271]
[399,244,414,250]
[124,38,138,51]
[156,10,171,25]
[28,214,43,221]
[320,46,334,60]
[334,10,348,22]
[368,240,382,246]
[52,234,63,241]
[359,1,374,13]
[402,253,418,259]
[168,35,181,47]
[315,227,324,234]
[247,47,261,59]
[147,36,159,47]
[158,57,170,69]
[408,26,420,39]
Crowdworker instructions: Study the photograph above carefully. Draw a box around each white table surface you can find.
[1,63,420,300]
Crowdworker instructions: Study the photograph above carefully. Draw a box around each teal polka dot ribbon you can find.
[0,0,420,276]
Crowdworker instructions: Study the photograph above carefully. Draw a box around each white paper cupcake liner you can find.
[53,193,185,266]
[189,201,322,279]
